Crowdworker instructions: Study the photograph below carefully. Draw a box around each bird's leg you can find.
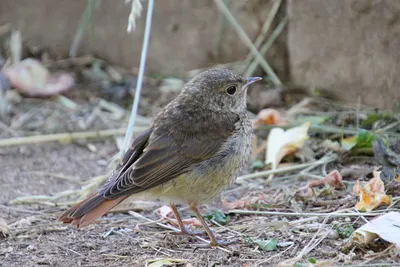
[189,204,222,246]
[170,203,204,236]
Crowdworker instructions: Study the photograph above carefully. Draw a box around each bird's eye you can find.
[226,86,237,95]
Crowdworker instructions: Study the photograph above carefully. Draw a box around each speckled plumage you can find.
[59,68,261,246]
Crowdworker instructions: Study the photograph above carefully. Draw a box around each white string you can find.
[121,0,154,157]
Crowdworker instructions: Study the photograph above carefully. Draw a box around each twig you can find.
[236,154,336,182]
[242,0,281,72]
[255,244,294,266]
[121,0,155,157]
[228,209,386,217]
[297,216,331,258]
[214,0,281,85]
[0,127,147,147]
[245,15,288,78]
[69,0,98,57]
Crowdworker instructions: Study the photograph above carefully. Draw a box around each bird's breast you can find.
[152,116,253,205]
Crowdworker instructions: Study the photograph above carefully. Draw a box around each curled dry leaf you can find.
[266,122,310,180]
[2,58,75,97]
[222,193,266,209]
[253,108,288,127]
[309,170,345,189]
[351,211,400,249]
[352,180,361,196]
[354,170,392,211]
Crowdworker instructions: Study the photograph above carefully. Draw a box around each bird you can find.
[58,68,262,246]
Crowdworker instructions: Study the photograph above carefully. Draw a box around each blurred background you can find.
[1,0,399,109]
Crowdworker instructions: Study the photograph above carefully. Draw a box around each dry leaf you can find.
[3,58,75,97]
[222,193,265,209]
[253,108,288,127]
[352,180,361,196]
[365,170,385,192]
[0,218,10,237]
[266,122,310,180]
[354,170,392,211]
[309,170,345,189]
[351,211,400,249]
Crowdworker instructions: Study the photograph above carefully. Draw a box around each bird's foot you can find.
[193,237,240,247]
[209,237,239,247]
[172,228,205,236]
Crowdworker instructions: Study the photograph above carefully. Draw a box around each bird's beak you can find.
[245,77,262,87]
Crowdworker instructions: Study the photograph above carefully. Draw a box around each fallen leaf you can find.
[0,218,9,237]
[308,170,345,189]
[295,185,336,202]
[354,170,392,211]
[266,122,310,180]
[361,111,392,128]
[341,129,376,151]
[355,188,391,212]
[365,170,385,193]
[352,180,361,196]
[334,224,354,239]
[253,238,278,251]
[351,211,400,249]
[254,108,288,127]
[203,210,230,226]
[3,58,75,97]
[147,258,187,267]
[222,193,265,209]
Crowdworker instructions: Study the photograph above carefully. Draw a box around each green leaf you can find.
[361,111,393,128]
[334,224,354,239]
[307,257,317,263]
[252,160,265,169]
[253,238,278,251]
[341,129,376,151]
[203,210,230,225]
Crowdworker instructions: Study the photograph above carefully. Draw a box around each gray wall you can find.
[1,0,399,109]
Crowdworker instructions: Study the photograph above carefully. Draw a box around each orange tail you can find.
[58,193,128,228]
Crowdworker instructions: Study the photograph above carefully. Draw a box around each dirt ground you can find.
[1,140,399,267]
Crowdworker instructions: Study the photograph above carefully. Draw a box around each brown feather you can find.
[58,192,98,223]
[58,193,128,228]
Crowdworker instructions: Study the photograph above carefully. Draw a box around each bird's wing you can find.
[100,120,238,199]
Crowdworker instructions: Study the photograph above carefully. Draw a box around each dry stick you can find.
[241,0,282,72]
[228,209,385,217]
[236,154,337,182]
[255,245,294,266]
[214,0,281,86]
[297,216,331,258]
[69,0,97,57]
[245,15,288,78]
[0,127,148,147]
